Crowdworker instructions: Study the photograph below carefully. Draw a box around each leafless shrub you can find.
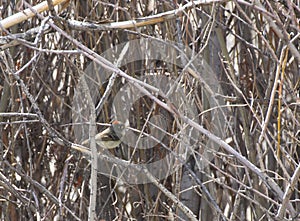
[0,0,299,220]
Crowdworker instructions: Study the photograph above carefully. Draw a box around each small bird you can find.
[81,120,126,149]
[71,120,127,155]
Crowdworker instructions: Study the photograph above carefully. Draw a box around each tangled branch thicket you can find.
[0,0,299,220]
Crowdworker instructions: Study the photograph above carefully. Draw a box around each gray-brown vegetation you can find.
[0,0,299,220]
